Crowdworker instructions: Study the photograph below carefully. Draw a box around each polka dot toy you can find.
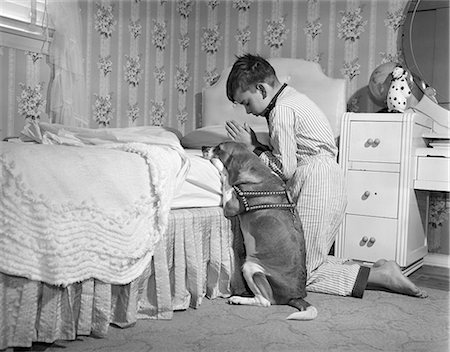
[387,66,412,113]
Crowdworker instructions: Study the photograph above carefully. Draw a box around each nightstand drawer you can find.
[346,170,399,218]
[344,215,397,263]
[417,156,450,182]
[348,121,402,163]
[336,112,431,270]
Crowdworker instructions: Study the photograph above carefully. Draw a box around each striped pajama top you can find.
[256,86,337,180]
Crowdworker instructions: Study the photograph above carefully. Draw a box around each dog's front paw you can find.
[228,295,271,307]
[228,296,245,305]
[211,158,224,173]
[228,296,257,305]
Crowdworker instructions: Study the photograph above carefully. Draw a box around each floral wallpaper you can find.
[428,192,450,254]
[17,81,46,120]
[3,0,415,132]
[0,0,448,254]
[77,0,412,131]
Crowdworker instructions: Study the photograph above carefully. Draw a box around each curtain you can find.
[47,0,88,127]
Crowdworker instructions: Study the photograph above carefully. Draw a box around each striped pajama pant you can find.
[287,154,361,296]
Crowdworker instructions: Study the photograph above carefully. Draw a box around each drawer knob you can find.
[367,237,376,247]
[360,236,369,246]
[365,138,381,147]
[362,191,371,200]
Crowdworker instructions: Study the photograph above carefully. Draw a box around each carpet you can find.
[32,286,448,352]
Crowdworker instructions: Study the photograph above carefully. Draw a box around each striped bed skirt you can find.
[0,207,245,349]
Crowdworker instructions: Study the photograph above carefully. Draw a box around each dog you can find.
[202,141,317,320]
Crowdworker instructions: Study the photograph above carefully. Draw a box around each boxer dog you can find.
[202,141,317,320]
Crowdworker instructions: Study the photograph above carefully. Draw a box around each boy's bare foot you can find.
[367,259,428,298]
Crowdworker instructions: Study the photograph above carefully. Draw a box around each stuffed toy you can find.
[387,66,412,113]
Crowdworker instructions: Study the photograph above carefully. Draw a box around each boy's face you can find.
[233,85,268,116]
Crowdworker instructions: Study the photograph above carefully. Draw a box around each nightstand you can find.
[336,112,433,275]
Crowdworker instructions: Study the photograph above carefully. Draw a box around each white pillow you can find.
[181,124,270,149]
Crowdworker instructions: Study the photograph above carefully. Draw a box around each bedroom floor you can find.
[9,265,450,352]
[409,264,449,291]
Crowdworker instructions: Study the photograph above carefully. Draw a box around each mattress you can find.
[171,149,222,209]
[0,207,244,349]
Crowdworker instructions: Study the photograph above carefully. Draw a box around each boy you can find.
[225,53,426,298]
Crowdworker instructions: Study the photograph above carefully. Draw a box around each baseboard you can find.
[401,258,425,276]
[424,253,450,268]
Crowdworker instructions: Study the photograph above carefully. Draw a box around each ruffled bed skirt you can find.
[0,207,245,349]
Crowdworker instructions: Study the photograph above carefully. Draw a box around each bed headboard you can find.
[201,58,346,137]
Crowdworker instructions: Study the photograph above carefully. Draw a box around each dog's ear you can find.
[219,142,266,185]
[215,143,233,166]
[236,168,264,185]
[228,162,264,185]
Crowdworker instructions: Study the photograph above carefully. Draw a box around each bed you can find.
[0,58,345,349]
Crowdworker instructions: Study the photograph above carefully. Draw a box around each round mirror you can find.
[399,0,449,109]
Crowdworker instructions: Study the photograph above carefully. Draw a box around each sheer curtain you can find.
[47,0,88,127]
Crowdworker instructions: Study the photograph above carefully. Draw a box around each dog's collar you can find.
[232,185,296,213]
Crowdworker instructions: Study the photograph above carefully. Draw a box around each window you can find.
[0,0,48,26]
[0,0,52,52]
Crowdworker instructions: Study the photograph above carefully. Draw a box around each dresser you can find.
[336,111,433,275]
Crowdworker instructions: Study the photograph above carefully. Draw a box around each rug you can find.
[30,286,449,352]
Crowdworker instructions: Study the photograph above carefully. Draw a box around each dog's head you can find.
[202,144,226,173]
[202,141,274,186]
[202,141,249,171]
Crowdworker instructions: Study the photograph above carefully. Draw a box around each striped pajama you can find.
[257,86,362,297]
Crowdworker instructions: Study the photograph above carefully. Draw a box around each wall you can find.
[1,0,411,138]
[0,42,51,138]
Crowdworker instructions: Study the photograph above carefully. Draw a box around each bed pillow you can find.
[21,121,183,146]
[181,125,270,149]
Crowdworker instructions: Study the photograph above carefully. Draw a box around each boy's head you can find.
[226,54,280,116]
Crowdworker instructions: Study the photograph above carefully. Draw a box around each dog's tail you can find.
[286,298,318,320]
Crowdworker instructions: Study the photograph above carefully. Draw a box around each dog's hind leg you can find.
[286,298,318,320]
[228,262,273,307]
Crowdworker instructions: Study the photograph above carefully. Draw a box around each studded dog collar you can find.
[232,185,296,213]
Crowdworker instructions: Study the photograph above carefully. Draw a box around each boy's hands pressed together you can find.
[226,120,258,150]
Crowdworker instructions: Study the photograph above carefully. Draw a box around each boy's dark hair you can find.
[226,54,277,102]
